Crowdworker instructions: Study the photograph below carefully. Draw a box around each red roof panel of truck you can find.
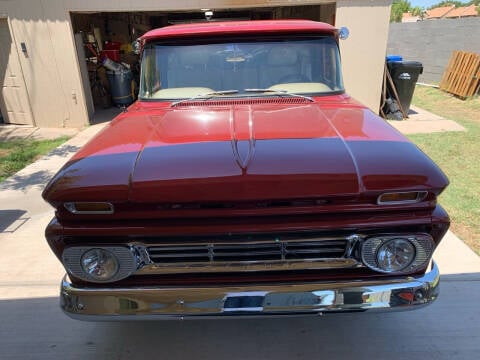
[141,20,337,41]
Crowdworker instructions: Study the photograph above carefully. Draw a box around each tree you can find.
[411,6,424,16]
[390,0,412,22]
[428,1,464,8]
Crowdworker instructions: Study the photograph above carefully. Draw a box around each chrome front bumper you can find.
[60,262,440,321]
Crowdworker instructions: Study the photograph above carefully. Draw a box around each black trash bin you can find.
[107,69,135,106]
[387,61,423,114]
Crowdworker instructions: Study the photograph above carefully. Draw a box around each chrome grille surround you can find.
[131,235,362,274]
[361,234,435,274]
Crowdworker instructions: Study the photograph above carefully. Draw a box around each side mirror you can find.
[338,27,350,40]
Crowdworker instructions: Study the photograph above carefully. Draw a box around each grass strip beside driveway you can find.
[0,136,70,182]
[409,86,480,254]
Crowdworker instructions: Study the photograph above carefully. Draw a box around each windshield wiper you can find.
[244,88,314,102]
[171,90,239,107]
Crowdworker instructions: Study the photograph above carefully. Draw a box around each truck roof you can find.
[141,20,337,41]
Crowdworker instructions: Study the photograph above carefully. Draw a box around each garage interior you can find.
[70,4,336,124]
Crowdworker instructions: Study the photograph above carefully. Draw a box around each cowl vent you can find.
[173,97,311,107]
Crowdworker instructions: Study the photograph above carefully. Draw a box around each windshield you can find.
[140,36,344,100]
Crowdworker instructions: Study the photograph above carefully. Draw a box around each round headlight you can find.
[361,234,434,274]
[81,248,119,281]
[376,238,415,272]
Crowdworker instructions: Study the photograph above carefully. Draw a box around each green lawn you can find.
[409,86,480,254]
[0,137,70,182]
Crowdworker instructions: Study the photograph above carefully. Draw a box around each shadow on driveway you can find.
[0,144,79,192]
[46,144,80,158]
[0,170,54,191]
[0,209,28,232]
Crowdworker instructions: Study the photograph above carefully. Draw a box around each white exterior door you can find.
[0,18,34,125]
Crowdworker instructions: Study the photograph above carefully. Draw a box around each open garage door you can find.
[70,3,336,124]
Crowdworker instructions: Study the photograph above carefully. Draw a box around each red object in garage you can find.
[104,41,121,50]
[100,49,120,62]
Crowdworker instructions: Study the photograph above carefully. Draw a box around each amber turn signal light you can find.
[64,202,114,214]
[377,191,427,205]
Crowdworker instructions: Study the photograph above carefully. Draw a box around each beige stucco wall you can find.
[0,0,391,128]
[0,0,88,128]
[336,0,392,112]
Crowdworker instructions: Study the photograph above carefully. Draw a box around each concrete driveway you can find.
[1,122,479,360]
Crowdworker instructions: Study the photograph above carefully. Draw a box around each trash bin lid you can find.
[388,61,423,69]
[387,60,423,76]
[386,55,403,62]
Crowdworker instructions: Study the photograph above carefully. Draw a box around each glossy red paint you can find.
[43,96,448,207]
[53,208,440,239]
[141,20,337,42]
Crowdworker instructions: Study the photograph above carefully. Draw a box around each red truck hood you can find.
[43,100,448,204]
[130,103,360,202]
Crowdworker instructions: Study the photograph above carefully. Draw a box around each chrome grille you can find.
[147,239,348,264]
[285,241,349,259]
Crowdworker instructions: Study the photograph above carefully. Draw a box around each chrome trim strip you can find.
[60,262,440,320]
[132,235,352,247]
[135,258,361,274]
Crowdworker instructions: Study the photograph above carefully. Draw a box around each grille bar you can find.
[286,248,345,254]
[146,239,348,264]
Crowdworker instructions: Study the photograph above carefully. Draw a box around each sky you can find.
[408,0,451,8]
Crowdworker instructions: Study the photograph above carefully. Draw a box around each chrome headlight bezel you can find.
[361,234,435,274]
[62,246,137,283]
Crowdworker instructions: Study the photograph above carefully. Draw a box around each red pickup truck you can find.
[43,20,449,320]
